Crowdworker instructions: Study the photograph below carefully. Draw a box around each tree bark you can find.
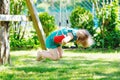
[0,0,10,65]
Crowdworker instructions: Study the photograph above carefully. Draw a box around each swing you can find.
[53,0,69,44]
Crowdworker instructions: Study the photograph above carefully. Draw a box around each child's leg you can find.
[37,49,60,61]
[57,46,63,58]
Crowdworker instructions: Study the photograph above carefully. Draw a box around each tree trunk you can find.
[0,0,10,65]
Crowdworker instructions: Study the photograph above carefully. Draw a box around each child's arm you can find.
[62,33,73,45]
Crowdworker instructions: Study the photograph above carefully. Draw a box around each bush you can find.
[10,35,40,50]
[39,12,56,37]
[94,1,120,48]
[70,6,95,35]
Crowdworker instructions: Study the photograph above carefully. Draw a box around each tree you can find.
[0,0,10,64]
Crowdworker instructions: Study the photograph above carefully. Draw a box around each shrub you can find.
[70,6,95,35]
[39,12,56,37]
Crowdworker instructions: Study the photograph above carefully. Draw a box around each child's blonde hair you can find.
[76,29,94,48]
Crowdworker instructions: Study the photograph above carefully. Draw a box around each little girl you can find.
[36,28,94,61]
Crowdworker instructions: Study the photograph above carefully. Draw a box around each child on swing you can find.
[36,28,94,61]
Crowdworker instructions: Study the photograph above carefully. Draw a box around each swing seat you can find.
[54,35,65,44]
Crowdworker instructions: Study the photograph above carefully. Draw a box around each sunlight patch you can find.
[93,74,106,79]
[104,68,118,74]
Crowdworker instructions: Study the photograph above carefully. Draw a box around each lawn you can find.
[0,49,120,80]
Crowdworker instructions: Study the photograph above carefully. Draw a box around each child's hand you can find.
[61,39,66,45]
[61,33,73,45]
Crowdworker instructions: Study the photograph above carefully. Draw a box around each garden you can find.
[0,0,120,80]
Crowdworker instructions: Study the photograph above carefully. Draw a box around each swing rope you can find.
[51,0,69,31]
[59,0,62,28]
[59,0,69,28]
[65,1,69,28]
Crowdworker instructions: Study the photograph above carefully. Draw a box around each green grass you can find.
[0,49,120,80]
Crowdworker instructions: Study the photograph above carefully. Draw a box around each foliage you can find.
[9,0,41,50]
[70,6,95,35]
[8,0,120,49]
[10,0,27,15]
[39,12,56,37]
[10,34,40,50]
[10,25,42,50]
[94,0,120,48]
[10,0,28,40]
[104,30,120,48]
[9,1,57,49]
